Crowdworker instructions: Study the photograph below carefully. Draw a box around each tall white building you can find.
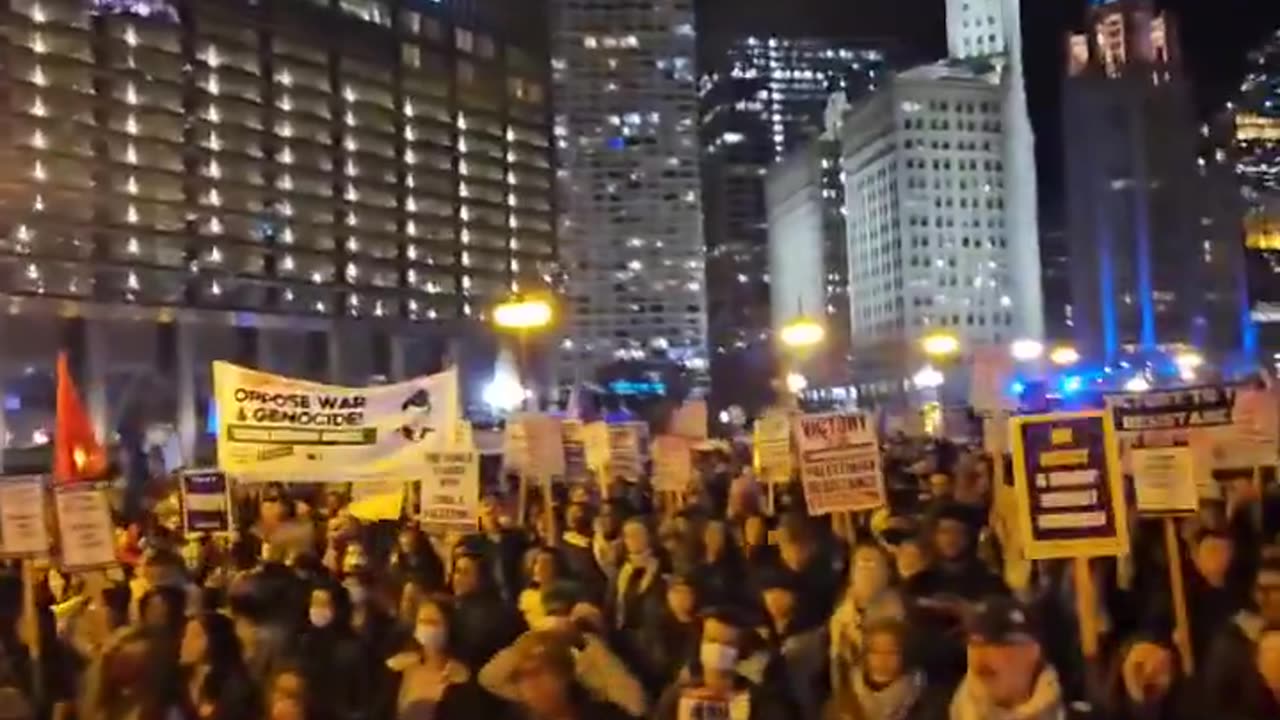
[550,0,707,376]
[837,0,1042,400]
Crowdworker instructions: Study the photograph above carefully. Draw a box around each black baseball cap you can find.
[966,596,1039,645]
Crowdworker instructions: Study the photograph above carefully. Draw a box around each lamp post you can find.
[492,295,553,410]
[777,314,825,406]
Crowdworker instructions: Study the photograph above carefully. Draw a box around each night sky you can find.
[698,0,1280,220]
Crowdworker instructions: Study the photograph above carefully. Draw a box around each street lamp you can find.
[1010,338,1044,362]
[921,332,960,359]
[493,295,553,330]
[780,316,825,349]
[785,372,809,394]
[1049,345,1081,367]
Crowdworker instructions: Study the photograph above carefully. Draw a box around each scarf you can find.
[853,671,925,720]
[614,554,659,628]
[949,665,1065,720]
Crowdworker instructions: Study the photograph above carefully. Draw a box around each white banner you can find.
[213,362,458,483]
[1132,446,1198,515]
[0,476,50,558]
[795,412,885,515]
[54,485,117,571]
[421,449,480,533]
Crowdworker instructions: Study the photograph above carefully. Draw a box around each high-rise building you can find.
[699,36,888,361]
[829,0,1040,404]
[1229,29,1280,369]
[1062,0,1248,364]
[0,0,555,459]
[549,0,707,378]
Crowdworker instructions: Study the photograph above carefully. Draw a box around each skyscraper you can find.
[0,0,554,459]
[1062,0,1247,363]
[550,0,707,379]
[699,37,889,363]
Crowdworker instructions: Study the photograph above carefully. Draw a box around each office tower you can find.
[0,0,555,459]
[549,0,707,378]
[1063,0,1247,363]
[699,36,888,370]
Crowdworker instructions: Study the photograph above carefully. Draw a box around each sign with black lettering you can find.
[53,483,118,571]
[0,475,50,558]
[1106,384,1278,470]
[795,412,885,514]
[180,469,233,534]
[421,449,479,533]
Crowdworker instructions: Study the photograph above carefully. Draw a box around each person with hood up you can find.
[1100,637,1190,720]
[948,596,1082,720]
[653,607,793,720]
[824,618,941,720]
[480,581,648,718]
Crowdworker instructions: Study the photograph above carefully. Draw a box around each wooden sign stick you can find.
[1163,517,1194,675]
[1073,557,1100,660]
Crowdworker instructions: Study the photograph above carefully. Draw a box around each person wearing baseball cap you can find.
[948,596,1071,720]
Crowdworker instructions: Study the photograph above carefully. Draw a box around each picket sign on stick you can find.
[21,560,43,708]
[543,476,557,547]
[1163,518,1194,675]
[1072,558,1100,660]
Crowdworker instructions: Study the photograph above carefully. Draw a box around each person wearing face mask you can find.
[386,596,498,719]
[825,619,938,720]
[830,543,907,681]
[297,583,372,720]
[481,581,648,717]
[653,608,791,720]
[948,597,1079,720]
[1100,637,1189,720]
[176,612,257,720]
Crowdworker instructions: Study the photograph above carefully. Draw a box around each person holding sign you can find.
[652,608,792,720]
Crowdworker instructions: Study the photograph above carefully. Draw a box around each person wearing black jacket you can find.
[297,582,372,720]
[178,612,259,720]
[638,573,703,694]
[448,552,524,671]
[1099,637,1194,720]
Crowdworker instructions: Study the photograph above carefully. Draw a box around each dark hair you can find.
[193,612,251,708]
[309,581,353,629]
[414,594,459,655]
[139,586,187,635]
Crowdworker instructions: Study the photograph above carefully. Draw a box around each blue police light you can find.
[1009,380,1026,396]
[1061,375,1083,395]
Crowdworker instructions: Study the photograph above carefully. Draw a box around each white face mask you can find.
[699,642,739,672]
[414,625,446,652]
[309,607,334,628]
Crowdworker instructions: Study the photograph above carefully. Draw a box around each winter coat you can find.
[394,656,502,720]
[823,667,945,720]
[451,591,524,671]
[653,674,793,720]
[948,664,1067,720]
[478,630,648,718]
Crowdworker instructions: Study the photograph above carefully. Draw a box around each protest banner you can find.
[561,420,588,483]
[608,424,643,483]
[348,480,406,521]
[1106,384,1277,472]
[213,362,458,483]
[179,469,234,534]
[794,412,885,515]
[653,435,693,493]
[53,483,117,571]
[0,476,51,558]
[583,421,610,473]
[1009,410,1129,560]
[753,409,793,484]
[421,449,480,533]
[1131,446,1198,515]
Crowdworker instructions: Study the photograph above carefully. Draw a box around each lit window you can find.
[30,129,46,149]
[30,96,47,117]
[31,65,47,87]
[31,33,46,54]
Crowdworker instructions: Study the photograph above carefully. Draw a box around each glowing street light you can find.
[1010,338,1044,362]
[921,332,959,358]
[785,372,809,394]
[493,295,553,330]
[913,365,945,390]
[1049,345,1081,367]
[1174,350,1204,370]
[483,372,526,412]
[780,316,825,349]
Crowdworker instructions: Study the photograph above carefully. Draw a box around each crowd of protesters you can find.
[1,438,1279,720]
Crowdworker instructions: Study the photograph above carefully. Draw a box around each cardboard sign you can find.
[179,469,234,534]
[653,435,693,493]
[794,412,886,514]
[1106,385,1276,471]
[502,417,531,474]
[1009,410,1129,559]
[523,414,566,478]
[970,345,1015,413]
[607,424,643,483]
[753,409,793,484]
[0,476,51,558]
[561,420,588,483]
[54,484,118,571]
[583,421,610,472]
[213,362,458,483]
[1132,447,1198,515]
[421,449,480,533]
[670,400,708,439]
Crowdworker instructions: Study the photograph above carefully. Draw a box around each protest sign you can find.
[607,424,643,483]
[583,421,610,473]
[1106,384,1275,471]
[53,484,117,571]
[561,420,588,483]
[794,412,885,515]
[502,417,531,474]
[970,345,1015,413]
[179,469,234,534]
[348,480,406,521]
[753,409,793,484]
[213,362,458,483]
[1131,446,1198,515]
[523,414,566,479]
[1009,410,1129,559]
[0,476,50,558]
[670,400,708,440]
[421,449,480,533]
[676,689,751,720]
[653,435,693,493]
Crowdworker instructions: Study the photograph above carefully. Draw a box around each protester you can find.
[830,542,906,674]
[639,572,703,691]
[824,618,937,720]
[1101,637,1188,720]
[447,551,524,670]
[757,567,828,719]
[495,631,634,720]
[387,595,498,719]
[297,582,372,720]
[178,612,258,720]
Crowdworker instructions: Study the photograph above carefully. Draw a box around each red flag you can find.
[53,351,107,484]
